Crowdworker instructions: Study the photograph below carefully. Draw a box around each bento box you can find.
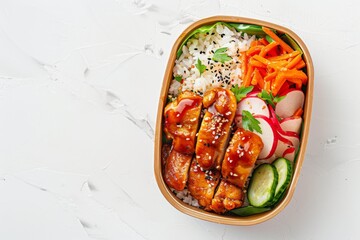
[154,16,313,225]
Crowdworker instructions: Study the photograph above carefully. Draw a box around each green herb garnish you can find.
[212,47,232,63]
[174,75,182,82]
[195,58,206,76]
[230,84,254,102]
[257,90,285,108]
[242,110,262,134]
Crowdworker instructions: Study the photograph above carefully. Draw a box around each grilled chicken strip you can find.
[210,180,243,214]
[195,88,237,170]
[221,128,263,188]
[188,160,220,210]
[163,91,203,190]
[164,91,202,154]
[164,149,193,191]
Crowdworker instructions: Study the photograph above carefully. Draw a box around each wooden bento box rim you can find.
[154,16,313,225]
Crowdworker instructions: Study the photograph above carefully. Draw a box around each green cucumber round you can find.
[272,158,293,204]
[247,164,278,207]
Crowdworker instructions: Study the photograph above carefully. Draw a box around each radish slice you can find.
[280,117,302,135]
[236,96,270,118]
[253,116,277,159]
[283,147,296,162]
[275,138,293,157]
[269,106,298,138]
[275,90,305,118]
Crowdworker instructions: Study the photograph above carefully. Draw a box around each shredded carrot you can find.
[246,45,264,56]
[293,107,303,117]
[243,65,254,87]
[294,60,306,70]
[250,40,264,47]
[249,58,267,68]
[271,72,287,96]
[259,38,269,45]
[259,41,279,57]
[252,55,271,65]
[262,27,294,53]
[267,51,301,61]
[253,68,264,89]
[264,80,271,92]
[264,71,277,82]
[286,54,303,69]
[240,29,307,96]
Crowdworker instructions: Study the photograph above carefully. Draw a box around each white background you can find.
[0,0,359,239]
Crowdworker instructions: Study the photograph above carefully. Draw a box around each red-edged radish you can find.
[283,147,296,162]
[236,96,270,118]
[269,106,298,138]
[253,116,278,159]
[275,89,305,118]
[280,117,302,135]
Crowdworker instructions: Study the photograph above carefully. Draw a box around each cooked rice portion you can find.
[170,23,255,97]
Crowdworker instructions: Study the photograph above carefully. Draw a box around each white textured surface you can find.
[0,0,359,239]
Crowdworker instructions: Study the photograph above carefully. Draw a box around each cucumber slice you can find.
[230,206,271,217]
[272,158,293,204]
[247,164,278,207]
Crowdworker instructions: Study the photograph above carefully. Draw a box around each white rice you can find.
[172,188,200,207]
[169,23,255,97]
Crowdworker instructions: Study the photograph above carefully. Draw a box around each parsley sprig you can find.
[212,47,232,63]
[230,85,254,102]
[241,110,262,134]
[257,90,285,108]
[195,58,206,76]
[174,75,182,82]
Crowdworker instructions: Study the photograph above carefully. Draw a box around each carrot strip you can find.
[271,72,287,96]
[264,80,271,92]
[283,69,308,81]
[294,60,306,70]
[249,58,267,68]
[253,68,264,89]
[246,45,263,56]
[250,40,263,47]
[251,76,257,85]
[268,61,288,71]
[267,51,301,61]
[259,38,269,45]
[293,107,303,117]
[287,78,302,89]
[243,65,254,87]
[264,71,277,82]
[286,54,303,69]
[262,27,294,53]
[252,55,271,65]
[259,41,279,57]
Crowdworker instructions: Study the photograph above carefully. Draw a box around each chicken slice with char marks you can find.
[163,91,203,191]
[221,128,264,188]
[188,160,220,210]
[195,88,237,170]
[210,180,243,214]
